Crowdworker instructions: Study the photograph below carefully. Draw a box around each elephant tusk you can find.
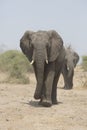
[46,59,48,64]
[30,60,34,65]
[67,67,69,71]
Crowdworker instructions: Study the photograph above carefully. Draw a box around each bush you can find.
[8,62,29,84]
[82,56,87,71]
[0,50,33,84]
[0,50,33,73]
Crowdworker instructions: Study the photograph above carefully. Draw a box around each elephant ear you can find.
[48,30,63,62]
[73,52,79,67]
[20,31,34,62]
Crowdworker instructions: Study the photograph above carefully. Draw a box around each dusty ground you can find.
[0,66,87,130]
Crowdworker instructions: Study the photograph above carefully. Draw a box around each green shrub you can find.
[0,50,33,73]
[0,50,33,84]
[82,56,87,71]
[8,62,29,84]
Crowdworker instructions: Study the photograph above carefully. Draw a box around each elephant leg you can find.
[64,78,69,89]
[67,76,73,89]
[64,71,74,90]
[52,70,61,104]
[51,76,58,104]
[62,68,68,89]
[41,63,55,107]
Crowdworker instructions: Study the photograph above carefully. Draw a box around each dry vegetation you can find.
[0,51,87,130]
[0,50,33,84]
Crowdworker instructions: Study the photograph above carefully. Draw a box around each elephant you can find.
[62,46,79,89]
[20,30,65,107]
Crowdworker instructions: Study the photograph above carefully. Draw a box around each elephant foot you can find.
[41,99,52,107]
[34,92,41,99]
[66,88,72,90]
[52,99,58,105]
[64,85,72,90]
[38,97,43,105]
[64,87,72,90]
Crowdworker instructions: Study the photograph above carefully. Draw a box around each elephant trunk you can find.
[33,50,46,99]
[67,65,74,78]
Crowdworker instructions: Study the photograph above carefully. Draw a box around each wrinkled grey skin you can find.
[62,47,79,89]
[20,30,65,107]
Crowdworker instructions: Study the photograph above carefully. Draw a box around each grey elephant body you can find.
[20,30,65,107]
[62,46,79,89]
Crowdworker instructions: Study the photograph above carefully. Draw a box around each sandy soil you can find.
[0,66,87,130]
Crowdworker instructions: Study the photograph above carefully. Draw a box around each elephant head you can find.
[65,46,79,77]
[20,30,63,99]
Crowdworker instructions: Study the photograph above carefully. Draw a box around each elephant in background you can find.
[20,30,65,107]
[62,46,79,89]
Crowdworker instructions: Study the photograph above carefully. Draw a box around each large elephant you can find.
[20,30,65,107]
[62,46,79,89]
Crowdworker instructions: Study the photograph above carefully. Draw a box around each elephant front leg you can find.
[41,64,55,107]
[62,70,69,89]
[64,74,73,90]
[51,69,62,104]
[51,76,58,104]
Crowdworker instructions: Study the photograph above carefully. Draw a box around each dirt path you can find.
[0,69,87,130]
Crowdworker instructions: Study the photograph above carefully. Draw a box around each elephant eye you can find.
[73,59,76,63]
[46,42,50,49]
[28,41,33,50]
[29,38,33,48]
